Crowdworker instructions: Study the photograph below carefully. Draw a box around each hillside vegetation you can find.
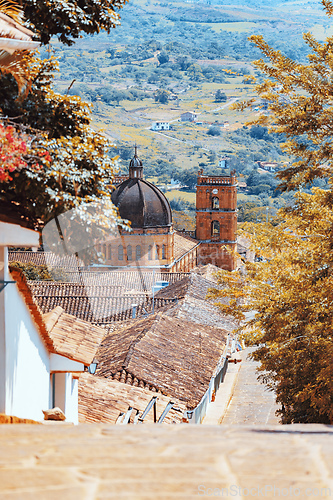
[47,0,330,219]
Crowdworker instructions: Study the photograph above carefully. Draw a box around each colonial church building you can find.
[97,149,237,272]
[196,168,237,270]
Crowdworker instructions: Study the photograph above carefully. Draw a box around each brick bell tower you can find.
[196,167,237,271]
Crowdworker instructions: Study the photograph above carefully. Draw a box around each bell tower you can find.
[196,168,237,270]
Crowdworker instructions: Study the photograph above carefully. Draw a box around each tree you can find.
[157,51,169,65]
[214,89,227,103]
[0,55,123,232]
[23,0,128,45]
[207,126,221,136]
[209,189,333,424]
[0,0,129,238]
[154,89,169,104]
[210,0,333,424]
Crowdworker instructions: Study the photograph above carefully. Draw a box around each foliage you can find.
[169,197,195,212]
[23,0,128,45]
[157,51,169,65]
[211,1,333,424]
[209,189,333,424]
[10,261,71,281]
[237,201,268,222]
[0,124,28,182]
[0,54,124,234]
[207,125,221,136]
[154,89,169,104]
[172,210,195,232]
[214,89,227,102]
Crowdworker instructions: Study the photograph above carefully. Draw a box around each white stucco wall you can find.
[54,373,79,425]
[4,280,51,421]
[0,224,82,423]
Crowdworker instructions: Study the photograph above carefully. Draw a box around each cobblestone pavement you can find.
[221,348,280,425]
[1,424,333,499]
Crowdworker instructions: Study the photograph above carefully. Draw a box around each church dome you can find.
[111,150,172,229]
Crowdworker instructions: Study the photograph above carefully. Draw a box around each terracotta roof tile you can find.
[156,271,238,332]
[95,312,227,409]
[78,373,186,424]
[9,251,84,268]
[10,266,104,365]
[28,281,178,325]
[174,232,199,261]
[43,307,105,365]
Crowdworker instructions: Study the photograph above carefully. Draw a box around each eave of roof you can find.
[0,12,35,40]
[10,266,104,365]
[43,306,105,366]
[9,267,56,354]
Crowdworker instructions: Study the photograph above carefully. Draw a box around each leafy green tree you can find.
[214,89,227,103]
[0,55,123,232]
[154,89,169,104]
[157,51,169,65]
[212,0,333,424]
[207,126,221,136]
[23,0,128,45]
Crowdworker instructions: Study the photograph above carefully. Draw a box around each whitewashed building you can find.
[0,217,104,423]
[151,121,170,131]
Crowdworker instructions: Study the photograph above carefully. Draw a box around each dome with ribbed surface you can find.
[111,151,172,229]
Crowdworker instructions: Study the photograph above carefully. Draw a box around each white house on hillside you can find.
[151,121,170,131]
[0,217,104,424]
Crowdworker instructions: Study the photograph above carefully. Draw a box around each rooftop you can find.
[78,373,186,424]
[10,266,103,365]
[174,232,199,261]
[44,307,105,366]
[156,271,238,333]
[95,312,228,409]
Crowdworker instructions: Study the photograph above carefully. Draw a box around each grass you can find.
[165,190,196,203]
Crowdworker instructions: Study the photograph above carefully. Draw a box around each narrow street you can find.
[204,348,280,425]
[222,348,280,425]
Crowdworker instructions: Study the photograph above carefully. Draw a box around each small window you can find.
[118,245,124,261]
[136,245,141,260]
[212,220,220,236]
[155,245,160,260]
[108,245,112,260]
[212,197,219,209]
[162,244,166,259]
[127,245,132,261]
[148,245,153,260]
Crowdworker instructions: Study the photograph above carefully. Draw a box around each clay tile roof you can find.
[9,251,84,268]
[156,270,238,332]
[174,232,199,261]
[43,306,105,365]
[78,373,186,424]
[10,266,104,364]
[95,312,227,409]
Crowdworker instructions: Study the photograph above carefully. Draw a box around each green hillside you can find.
[46,0,330,214]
